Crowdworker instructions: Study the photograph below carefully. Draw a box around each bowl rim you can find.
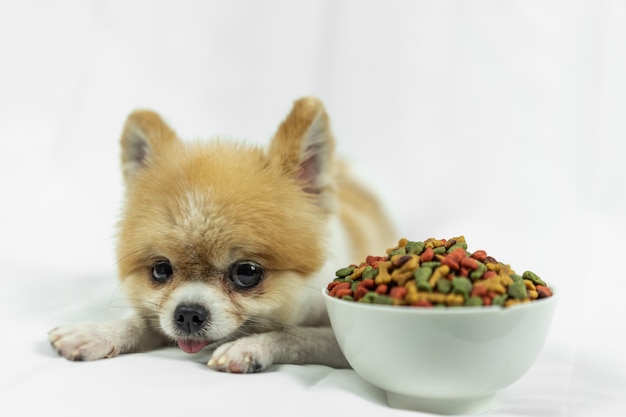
[323,286,557,316]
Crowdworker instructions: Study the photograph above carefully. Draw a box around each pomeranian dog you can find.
[49,97,394,373]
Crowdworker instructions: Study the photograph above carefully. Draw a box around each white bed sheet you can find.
[1,1,625,416]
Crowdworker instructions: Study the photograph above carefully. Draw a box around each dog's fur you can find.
[48,97,394,372]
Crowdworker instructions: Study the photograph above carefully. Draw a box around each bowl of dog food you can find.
[323,236,557,415]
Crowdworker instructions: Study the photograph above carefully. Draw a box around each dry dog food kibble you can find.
[327,236,553,308]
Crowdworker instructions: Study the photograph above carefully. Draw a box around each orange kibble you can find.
[354,286,369,301]
[413,299,433,307]
[536,285,553,298]
[483,270,497,279]
[461,257,479,270]
[420,247,434,262]
[440,256,460,270]
[471,285,488,298]
[389,286,407,300]
[471,250,487,262]
[359,279,376,290]
[335,288,353,298]
[375,284,388,295]
[329,282,351,297]
[448,247,467,262]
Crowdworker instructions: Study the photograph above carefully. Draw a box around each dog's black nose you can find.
[174,304,209,334]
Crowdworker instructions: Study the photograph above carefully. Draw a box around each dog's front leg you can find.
[208,326,349,373]
[49,317,166,361]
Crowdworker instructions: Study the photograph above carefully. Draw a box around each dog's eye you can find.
[152,261,173,283]
[229,261,264,289]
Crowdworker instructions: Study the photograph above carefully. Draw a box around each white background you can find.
[1,1,624,416]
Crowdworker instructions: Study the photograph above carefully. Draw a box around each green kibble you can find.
[508,280,528,300]
[388,248,406,257]
[510,274,523,283]
[341,295,354,301]
[359,292,393,305]
[359,292,377,303]
[492,294,509,306]
[522,270,546,286]
[333,277,349,283]
[405,241,425,255]
[452,277,473,298]
[447,242,468,253]
[420,261,441,269]
[372,294,394,305]
[469,263,486,281]
[362,267,379,280]
[414,267,433,291]
[433,246,447,255]
[360,266,373,279]
[417,281,432,292]
[465,296,483,306]
[351,282,359,292]
[436,279,452,294]
[335,266,355,278]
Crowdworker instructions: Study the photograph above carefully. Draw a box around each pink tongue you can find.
[178,340,210,354]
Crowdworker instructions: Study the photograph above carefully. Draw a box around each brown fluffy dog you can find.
[49,97,394,372]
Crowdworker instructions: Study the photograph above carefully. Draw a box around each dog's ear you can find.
[269,97,336,209]
[120,110,178,185]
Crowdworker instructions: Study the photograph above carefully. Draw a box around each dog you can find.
[48,97,395,373]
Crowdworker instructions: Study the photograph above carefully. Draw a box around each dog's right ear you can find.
[120,110,178,186]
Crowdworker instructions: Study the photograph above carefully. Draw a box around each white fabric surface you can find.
[1,1,625,416]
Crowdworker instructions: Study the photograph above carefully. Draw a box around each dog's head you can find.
[116,98,337,353]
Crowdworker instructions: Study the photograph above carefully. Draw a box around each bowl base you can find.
[385,391,495,415]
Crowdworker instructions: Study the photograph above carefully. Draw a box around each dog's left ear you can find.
[269,97,336,210]
[119,110,179,187]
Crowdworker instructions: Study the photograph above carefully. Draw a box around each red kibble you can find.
[354,286,369,301]
[483,270,497,279]
[461,257,479,270]
[536,285,553,298]
[471,285,488,298]
[360,279,376,290]
[329,282,351,297]
[448,247,466,262]
[389,286,407,300]
[471,250,487,262]
[413,299,433,307]
[420,247,434,262]
[441,256,460,270]
[335,288,353,298]
[366,255,386,268]
[375,284,388,295]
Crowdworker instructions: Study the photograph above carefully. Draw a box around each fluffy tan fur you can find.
[50,97,395,371]
[117,98,393,328]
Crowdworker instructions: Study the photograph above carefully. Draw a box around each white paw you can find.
[48,322,121,361]
[208,335,273,373]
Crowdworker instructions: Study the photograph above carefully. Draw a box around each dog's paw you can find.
[208,335,273,373]
[48,322,121,361]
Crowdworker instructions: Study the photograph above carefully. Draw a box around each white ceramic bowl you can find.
[324,288,557,415]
